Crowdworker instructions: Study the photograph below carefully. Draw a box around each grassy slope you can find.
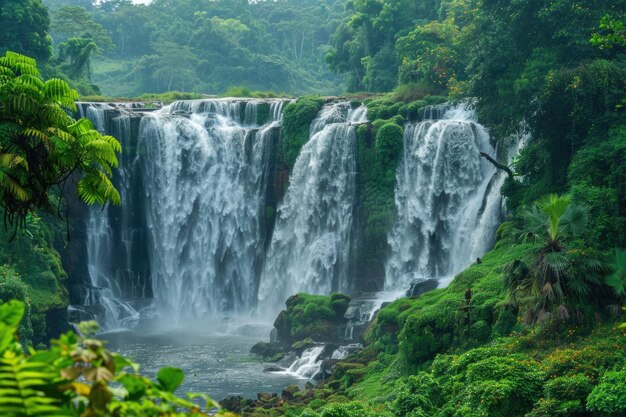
[323,241,626,416]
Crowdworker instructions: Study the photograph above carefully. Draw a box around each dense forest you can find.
[1,0,625,416]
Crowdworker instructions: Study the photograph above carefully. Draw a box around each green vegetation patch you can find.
[280,96,325,170]
[273,293,350,347]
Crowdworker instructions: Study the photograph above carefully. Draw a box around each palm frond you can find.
[538,194,571,240]
[0,170,29,201]
[606,248,626,296]
[560,204,588,236]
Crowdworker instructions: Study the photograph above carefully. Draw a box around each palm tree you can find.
[505,194,604,323]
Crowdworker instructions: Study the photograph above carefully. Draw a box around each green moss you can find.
[280,96,325,170]
[0,265,33,342]
[274,293,351,345]
[354,120,404,285]
[0,213,68,344]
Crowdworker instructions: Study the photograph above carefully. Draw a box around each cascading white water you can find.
[78,103,142,331]
[385,104,503,291]
[279,346,325,379]
[139,99,286,324]
[79,99,288,328]
[257,103,367,312]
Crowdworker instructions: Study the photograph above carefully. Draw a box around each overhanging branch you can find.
[480,152,515,178]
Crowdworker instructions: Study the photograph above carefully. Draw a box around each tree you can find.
[0,0,52,61]
[0,51,121,232]
[51,6,113,52]
[505,194,604,323]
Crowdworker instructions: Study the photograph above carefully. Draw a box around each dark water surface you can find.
[105,328,301,400]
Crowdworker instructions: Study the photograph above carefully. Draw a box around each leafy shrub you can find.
[0,266,32,341]
[586,370,626,415]
[452,355,544,417]
[0,300,215,416]
[391,373,442,417]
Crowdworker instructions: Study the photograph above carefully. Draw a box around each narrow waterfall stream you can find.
[385,104,503,291]
[258,103,367,312]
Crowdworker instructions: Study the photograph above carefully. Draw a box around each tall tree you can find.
[0,0,52,61]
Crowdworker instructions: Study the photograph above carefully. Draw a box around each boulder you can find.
[250,342,284,358]
[263,365,284,373]
[406,278,439,298]
[219,396,244,412]
[281,384,300,400]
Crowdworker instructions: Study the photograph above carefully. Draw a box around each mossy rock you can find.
[273,293,351,346]
[280,96,325,170]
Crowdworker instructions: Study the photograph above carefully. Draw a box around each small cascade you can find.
[331,344,362,360]
[343,291,405,341]
[385,103,502,291]
[258,103,367,312]
[279,346,325,379]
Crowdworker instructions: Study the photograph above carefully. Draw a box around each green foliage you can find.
[591,14,626,49]
[81,0,345,96]
[274,293,350,346]
[391,373,442,417]
[504,194,606,324]
[0,266,32,342]
[527,374,594,416]
[0,0,52,61]
[137,91,203,103]
[0,212,67,345]
[606,248,626,296]
[222,86,284,98]
[280,96,325,170]
[0,51,121,229]
[0,300,215,416]
[586,370,626,415]
[298,401,386,417]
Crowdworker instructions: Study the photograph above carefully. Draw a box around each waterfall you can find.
[257,103,367,312]
[139,99,285,323]
[385,104,503,291]
[279,346,325,379]
[78,99,287,328]
[78,103,145,331]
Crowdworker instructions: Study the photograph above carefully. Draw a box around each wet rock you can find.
[219,396,244,412]
[250,342,284,358]
[257,392,276,402]
[263,365,284,373]
[281,384,300,400]
[406,278,439,298]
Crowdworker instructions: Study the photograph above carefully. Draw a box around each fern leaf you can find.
[0,66,15,78]
[0,357,65,417]
[43,79,78,111]
[0,170,29,201]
